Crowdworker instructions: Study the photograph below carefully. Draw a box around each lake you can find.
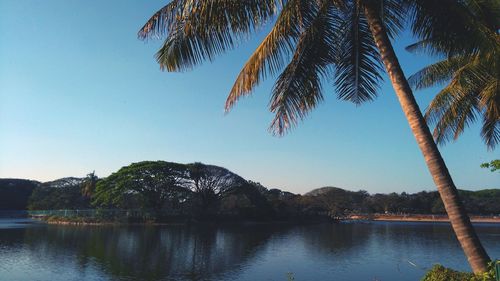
[0,219,499,281]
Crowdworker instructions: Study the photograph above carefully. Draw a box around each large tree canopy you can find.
[92,161,248,213]
[185,162,247,210]
[93,161,190,210]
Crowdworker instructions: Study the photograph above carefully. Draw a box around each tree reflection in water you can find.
[21,224,290,281]
[2,221,500,281]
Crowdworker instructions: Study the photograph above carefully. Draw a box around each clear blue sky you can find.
[0,0,498,194]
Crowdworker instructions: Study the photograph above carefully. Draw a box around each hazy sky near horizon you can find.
[1,0,498,194]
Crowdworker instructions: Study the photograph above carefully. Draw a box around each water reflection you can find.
[282,222,500,281]
[0,220,499,281]
[20,224,287,281]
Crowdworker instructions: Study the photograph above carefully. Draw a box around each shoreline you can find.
[34,216,336,226]
[29,214,500,226]
[347,214,500,224]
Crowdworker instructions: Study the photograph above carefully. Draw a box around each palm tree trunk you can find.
[363,2,491,274]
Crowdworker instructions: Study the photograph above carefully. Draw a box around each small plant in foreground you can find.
[422,264,497,281]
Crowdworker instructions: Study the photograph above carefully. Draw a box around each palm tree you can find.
[138,0,492,273]
[81,171,98,199]
[407,1,500,149]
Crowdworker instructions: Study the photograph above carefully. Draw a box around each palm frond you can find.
[144,0,281,71]
[408,0,500,57]
[225,0,319,111]
[333,1,383,104]
[380,0,406,38]
[408,56,470,90]
[405,39,453,58]
[481,115,500,150]
[479,78,500,149]
[463,0,500,31]
[426,84,480,145]
[138,0,183,40]
[268,1,337,135]
[422,52,500,149]
[478,79,500,117]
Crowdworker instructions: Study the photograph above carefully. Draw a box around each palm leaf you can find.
[422,53,500,149]
[426,84,480,145]
[479,78,500,149]
[408,0,500,56]
[333,1,383,104]
[481,115,500,149]
[268,1,337,135]
[141,0,281,71]
[380,0,406,38]
[138,0,183,40]
[225,0,321,111]
[408,56,471,90]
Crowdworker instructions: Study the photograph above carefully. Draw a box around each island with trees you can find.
[1,160,499,225]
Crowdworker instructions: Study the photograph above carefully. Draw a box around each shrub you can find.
[422,264,496,281]
[422,265,474,281]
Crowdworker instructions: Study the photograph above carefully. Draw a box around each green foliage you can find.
[301,187,369,216]
[0,179,39,210]
[422,265,474,281]
[456,189,500,215]
[3,160,498,218]
[92,161,247,217]
[481,160,500,172]
[27,178,91,210]
[186,162,247,214]
[408,1,500,149]
[298,187,500,216]
[220,183,274,219]
[81,171,99,198]
[92,161,190,211]
[466,189,500,198]
[422,264,497,281]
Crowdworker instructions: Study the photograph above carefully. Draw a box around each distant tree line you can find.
[1,161,499,220]
[0,179,38,210]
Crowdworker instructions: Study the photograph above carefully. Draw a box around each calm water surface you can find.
[0,218,499,281]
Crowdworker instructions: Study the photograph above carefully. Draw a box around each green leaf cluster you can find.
[422,263,497,281]
[480,160,500,172]
[92,161,191,210]
[409,1,500,149]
